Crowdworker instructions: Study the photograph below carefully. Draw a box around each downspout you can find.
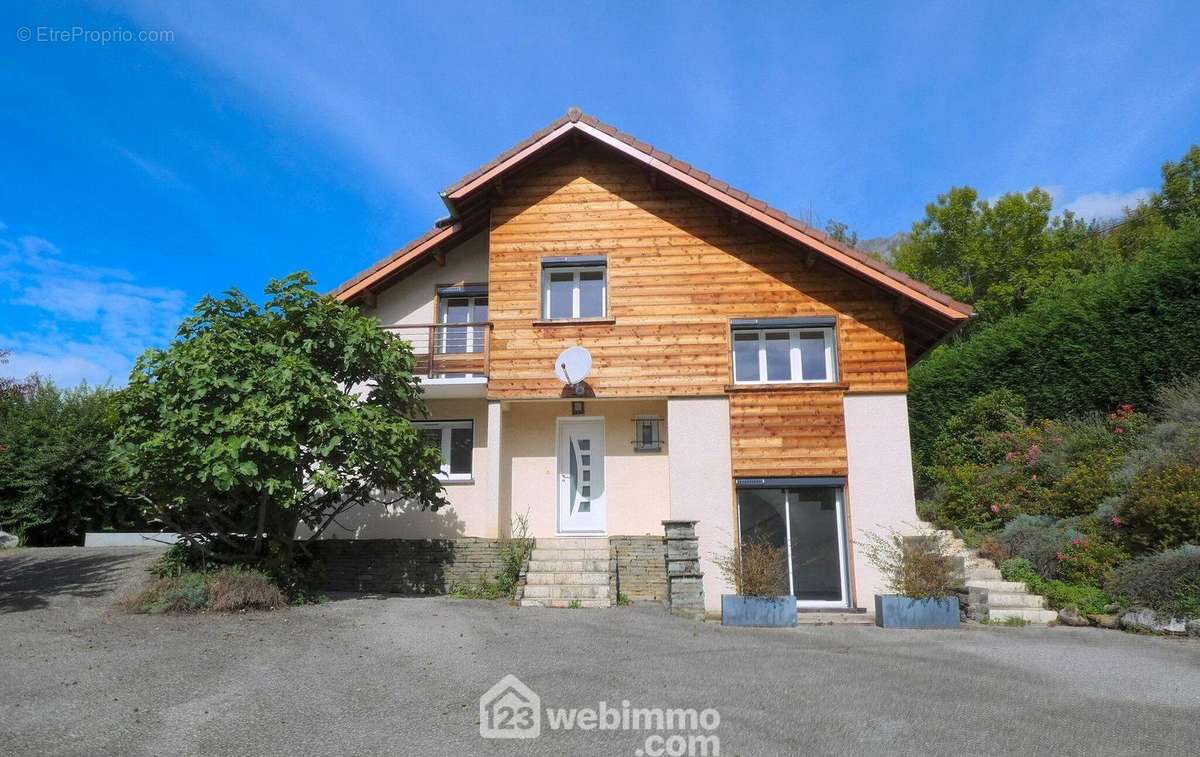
[434,192,458,228]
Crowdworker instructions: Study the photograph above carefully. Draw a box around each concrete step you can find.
[534,537,610,550]
[525,572,610,586]
[965,567,1002,581]
[520,598,611,608]
[987,592,1046,608]
[531,548,610,561]
[965,580,1028,593]
[796,613,875,626]
[527,559,609,572]
[989,607,1057,624]
[522,584,610,600]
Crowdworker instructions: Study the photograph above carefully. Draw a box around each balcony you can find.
[381,322,491,398]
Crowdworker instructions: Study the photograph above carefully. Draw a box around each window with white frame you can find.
[731,323,837,384]
[542,258,607,319]
[415,420,474,481]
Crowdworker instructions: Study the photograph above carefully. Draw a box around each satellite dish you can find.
[555,346,592,386]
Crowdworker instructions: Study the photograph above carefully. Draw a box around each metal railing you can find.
[381,322,492,378]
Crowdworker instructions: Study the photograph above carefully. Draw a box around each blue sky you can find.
[2,1,1198,385]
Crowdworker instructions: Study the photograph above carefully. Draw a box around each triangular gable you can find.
[332,108,973,356]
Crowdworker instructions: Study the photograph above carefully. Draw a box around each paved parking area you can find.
[1,547,1197,756]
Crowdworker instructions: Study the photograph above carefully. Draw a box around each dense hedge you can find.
[0,382,147,545]
[910,220,1200,465]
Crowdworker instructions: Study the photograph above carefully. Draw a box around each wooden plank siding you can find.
[486,152,907,476]
[728,389,848,477]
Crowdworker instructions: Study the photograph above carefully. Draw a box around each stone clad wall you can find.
[609,536,668,603]
[308,538,506,594]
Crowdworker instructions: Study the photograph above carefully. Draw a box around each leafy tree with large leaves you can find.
[112,273,445,574]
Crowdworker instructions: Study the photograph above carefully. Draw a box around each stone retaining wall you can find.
[308,538,506,594]
[609,536,668,603]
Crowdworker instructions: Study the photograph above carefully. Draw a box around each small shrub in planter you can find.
[861,530,961,628]
[713,537,794,627]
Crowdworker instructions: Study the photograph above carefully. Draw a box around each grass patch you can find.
[119,567,286,614]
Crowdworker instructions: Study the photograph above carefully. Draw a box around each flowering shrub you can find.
[1054,534,1129,588]
[996,515,1083,579]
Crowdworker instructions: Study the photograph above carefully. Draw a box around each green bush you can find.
[997,515,1082,579]
[1054,534,1129,588]
[928,389,1027,470]
[910,219,1200,467]
[1000,557,1113,614]
[1117,458,1200,552]
[1107,545,1200,619]
[0,380,147,545]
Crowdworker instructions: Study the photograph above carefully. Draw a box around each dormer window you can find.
[542,257,607,319]
[731,318,837,385]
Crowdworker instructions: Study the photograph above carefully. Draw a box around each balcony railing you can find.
[381,322,492,379]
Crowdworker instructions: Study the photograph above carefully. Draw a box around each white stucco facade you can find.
[369,231,488,327]
[666,397,736,613]
[843,392,921,608]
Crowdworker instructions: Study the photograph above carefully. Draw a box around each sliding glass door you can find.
[736,484,849,608]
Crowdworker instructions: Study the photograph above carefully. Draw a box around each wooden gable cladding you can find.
[729,389,848,477]
[487,151,909,399]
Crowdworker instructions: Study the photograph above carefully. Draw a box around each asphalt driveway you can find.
[1,547,1197,756]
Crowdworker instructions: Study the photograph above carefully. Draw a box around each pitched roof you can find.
[332,108,974,331]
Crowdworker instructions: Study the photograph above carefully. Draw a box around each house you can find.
[328,109,973,613]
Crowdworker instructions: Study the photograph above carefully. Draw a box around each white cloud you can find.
[1061,188,1153,222]
[0,228,187,387]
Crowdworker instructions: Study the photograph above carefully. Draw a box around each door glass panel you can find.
[797,332,827,381]
[764,332,792,382]
[443,298,469,354]
[448,427,472,475]
[787,487,842,602]
[578,270,605,317]
[470,297,488,353]
[735,488,791,596]
[733,333,760,382]
[547,272,574,319]
[569,437,579,513]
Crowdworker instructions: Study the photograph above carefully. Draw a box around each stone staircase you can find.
[918,526,1057,624]
[520,537,612,608]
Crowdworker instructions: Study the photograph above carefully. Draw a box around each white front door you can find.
[557,418,606,534]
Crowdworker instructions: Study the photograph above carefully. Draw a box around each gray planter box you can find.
[721,595,796,627]
[874,595,960,629]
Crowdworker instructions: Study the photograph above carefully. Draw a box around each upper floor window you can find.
[731,318,837,385]
[542,257,607,319]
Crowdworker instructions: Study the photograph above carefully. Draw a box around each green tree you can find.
[0,376,143,545]
[1156,144,1200,227]
[893,187,1125,323]
[112,273,445,573]
[908,218,1200,465]
[824,219,859,247]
